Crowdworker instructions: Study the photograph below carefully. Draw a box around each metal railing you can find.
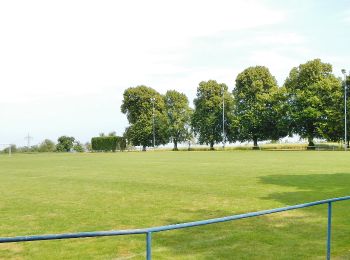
[1,196,349,259]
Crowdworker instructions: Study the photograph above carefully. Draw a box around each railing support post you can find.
[146,232,152,260]
[327,202,332,260]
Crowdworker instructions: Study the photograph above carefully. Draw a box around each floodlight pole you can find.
[342,69,347,151]
[151,98,155,149]
[222,86,225,149]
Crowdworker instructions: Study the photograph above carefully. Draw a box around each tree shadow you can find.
[150,173,350,259]
[259,173,350,205]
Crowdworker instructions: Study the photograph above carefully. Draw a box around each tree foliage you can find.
[317,76,348,144]
[38,139,56,152]
[56,136,75,152]
[73,141,84,152]
[284,59,341,147]
[164,90,192,150]
[232,66,289,147]
[121,85,168,150]
[192,80,234,149]
[91,136,126,151]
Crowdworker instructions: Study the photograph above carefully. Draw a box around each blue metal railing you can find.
[1,196,349,259]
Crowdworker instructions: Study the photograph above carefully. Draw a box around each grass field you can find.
[0,151,350,259]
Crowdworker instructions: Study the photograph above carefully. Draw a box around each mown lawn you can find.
[0,151,350,259]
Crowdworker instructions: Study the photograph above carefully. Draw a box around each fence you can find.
[1,196,350,259]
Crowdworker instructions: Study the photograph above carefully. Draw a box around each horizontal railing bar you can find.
[1,196,349,243]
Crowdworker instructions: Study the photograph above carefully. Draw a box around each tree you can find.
[56,136,75,152]
[192,80,234,150]
[232,66,289,148]
[313,77,345,145]
[73,141,84,152]
[38,139,56,152]
[121,85,168,151]
[284,59,341,148]
[164,90,192,150]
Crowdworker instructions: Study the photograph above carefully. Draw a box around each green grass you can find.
[0,151,350,259]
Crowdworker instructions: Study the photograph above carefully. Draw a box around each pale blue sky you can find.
[1,0,350,146]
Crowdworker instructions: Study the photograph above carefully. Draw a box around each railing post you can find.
[327,202,332,260]
[146,232,152,260]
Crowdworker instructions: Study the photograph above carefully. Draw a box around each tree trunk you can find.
[307,137,315,150]
[142,145,147,151]
[210,141,214,150]
[173,139,178,151]
[253,137,259,150]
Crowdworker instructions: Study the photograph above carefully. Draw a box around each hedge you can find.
[91,136,126,152]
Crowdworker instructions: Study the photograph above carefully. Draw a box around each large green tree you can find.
[56,136,75,152]
[192,80,234,150]
[232,66,289,148]
[317,75,348,146]
[164,90,192,150]
[284,59,342,148]
[121,85,168,151]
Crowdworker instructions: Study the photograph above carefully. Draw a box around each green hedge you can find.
[91,136,126,152]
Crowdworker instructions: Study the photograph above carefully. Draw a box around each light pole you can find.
[342,69,348,151]
[222,86,225,149]
[151,97,156,149]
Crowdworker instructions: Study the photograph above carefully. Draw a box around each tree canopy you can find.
[56,136,75,152]
[164,90,192,150]
[284,59,342,147]
[232,66,289,148]
[121,85,168,150]
[192,80,234,149]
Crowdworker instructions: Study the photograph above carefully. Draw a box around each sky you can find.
[1,0,350,146]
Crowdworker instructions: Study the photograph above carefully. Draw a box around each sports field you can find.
[0,151,349,259]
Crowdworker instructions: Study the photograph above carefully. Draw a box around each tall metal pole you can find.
[151,98,155,149]
[222,87,225,149]
[342,70,347,151]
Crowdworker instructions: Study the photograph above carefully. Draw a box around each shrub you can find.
[91,136,127,152]
[91,136,117,152]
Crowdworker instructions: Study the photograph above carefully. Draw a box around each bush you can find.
[118,137,127,151]
[38,139,56,152]
[92,136,116,152]
[73,142,84,152]
[91,136,127,152]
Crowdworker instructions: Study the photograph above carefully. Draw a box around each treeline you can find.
[2,136,87,153]
[1,132,127,154]
[121,59,350,150]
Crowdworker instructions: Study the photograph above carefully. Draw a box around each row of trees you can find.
[121,59,350,150]
[2,136,86,153]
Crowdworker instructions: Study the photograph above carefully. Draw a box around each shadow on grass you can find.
[259,173,350,205]
[150,173,350,259]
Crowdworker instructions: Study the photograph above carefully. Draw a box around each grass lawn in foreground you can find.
[0,151,350,259]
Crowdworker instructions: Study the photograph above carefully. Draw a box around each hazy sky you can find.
[1,0,350,146]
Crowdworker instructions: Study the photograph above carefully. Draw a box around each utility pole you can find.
[342,69,347,151]
[25,133,33,149]
[151,98,155,149]
[222,86,225,149]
